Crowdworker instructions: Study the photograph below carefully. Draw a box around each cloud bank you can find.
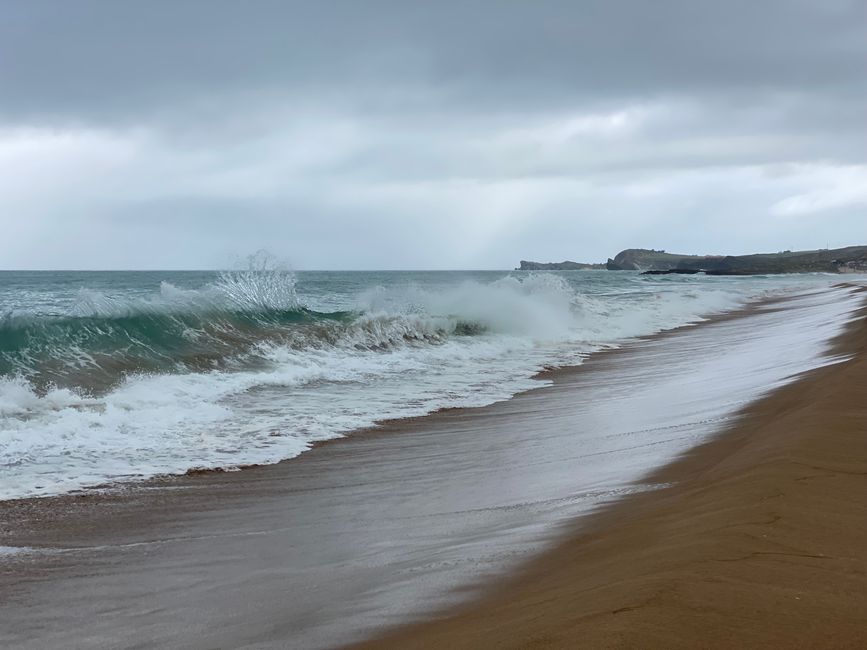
[1,0,865,268]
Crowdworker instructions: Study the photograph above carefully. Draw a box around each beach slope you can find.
[359,296,867,649]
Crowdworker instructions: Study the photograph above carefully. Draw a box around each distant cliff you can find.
[521,246,867,274]
[606,246,867,274]
[606,249,719,271]
[518,260,607,270]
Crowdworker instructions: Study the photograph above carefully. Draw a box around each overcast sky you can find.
[1,0,865,269]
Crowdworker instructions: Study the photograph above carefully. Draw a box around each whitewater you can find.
[0,265,841,500]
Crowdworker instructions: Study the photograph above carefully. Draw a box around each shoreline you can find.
[355,287,867,648]
[1,285,863,648]
[0,292,797,544]
[0,288,801,510]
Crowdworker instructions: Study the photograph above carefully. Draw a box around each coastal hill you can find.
[519,246,867,274]
[608,246,867,274]
[606,249,721,271]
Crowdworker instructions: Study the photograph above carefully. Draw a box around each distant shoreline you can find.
[520,244,867,274]
[2,284,863,648]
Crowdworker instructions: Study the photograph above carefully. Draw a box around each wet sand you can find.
[1,286,864,648]
[359,291,867,649]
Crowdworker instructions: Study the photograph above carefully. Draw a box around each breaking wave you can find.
[3,262,813,500]
[1,270,590,394]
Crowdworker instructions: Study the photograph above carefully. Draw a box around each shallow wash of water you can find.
[1,285,860,649]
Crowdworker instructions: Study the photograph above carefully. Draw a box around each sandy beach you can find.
[1,285,865,649]
[5,1,866,646]
[360,288,867,649]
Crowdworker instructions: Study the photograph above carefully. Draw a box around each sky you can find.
[1,0,865,270]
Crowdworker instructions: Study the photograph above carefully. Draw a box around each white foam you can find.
[0,273,852,500]
[0,545,33,557]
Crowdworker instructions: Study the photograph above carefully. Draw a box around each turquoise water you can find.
[0,266,838,499]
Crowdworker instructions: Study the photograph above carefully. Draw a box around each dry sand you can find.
[357,296,867,649]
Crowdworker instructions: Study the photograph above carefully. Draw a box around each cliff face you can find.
[838,259,867,273]
[606,246,867,274]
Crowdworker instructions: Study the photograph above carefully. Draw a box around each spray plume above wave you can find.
[0,262,838,499]
[0,261,593,394]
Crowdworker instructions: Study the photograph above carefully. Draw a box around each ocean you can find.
[0,264,841,500]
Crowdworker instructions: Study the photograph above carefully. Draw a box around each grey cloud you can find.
[2,0,865,123]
